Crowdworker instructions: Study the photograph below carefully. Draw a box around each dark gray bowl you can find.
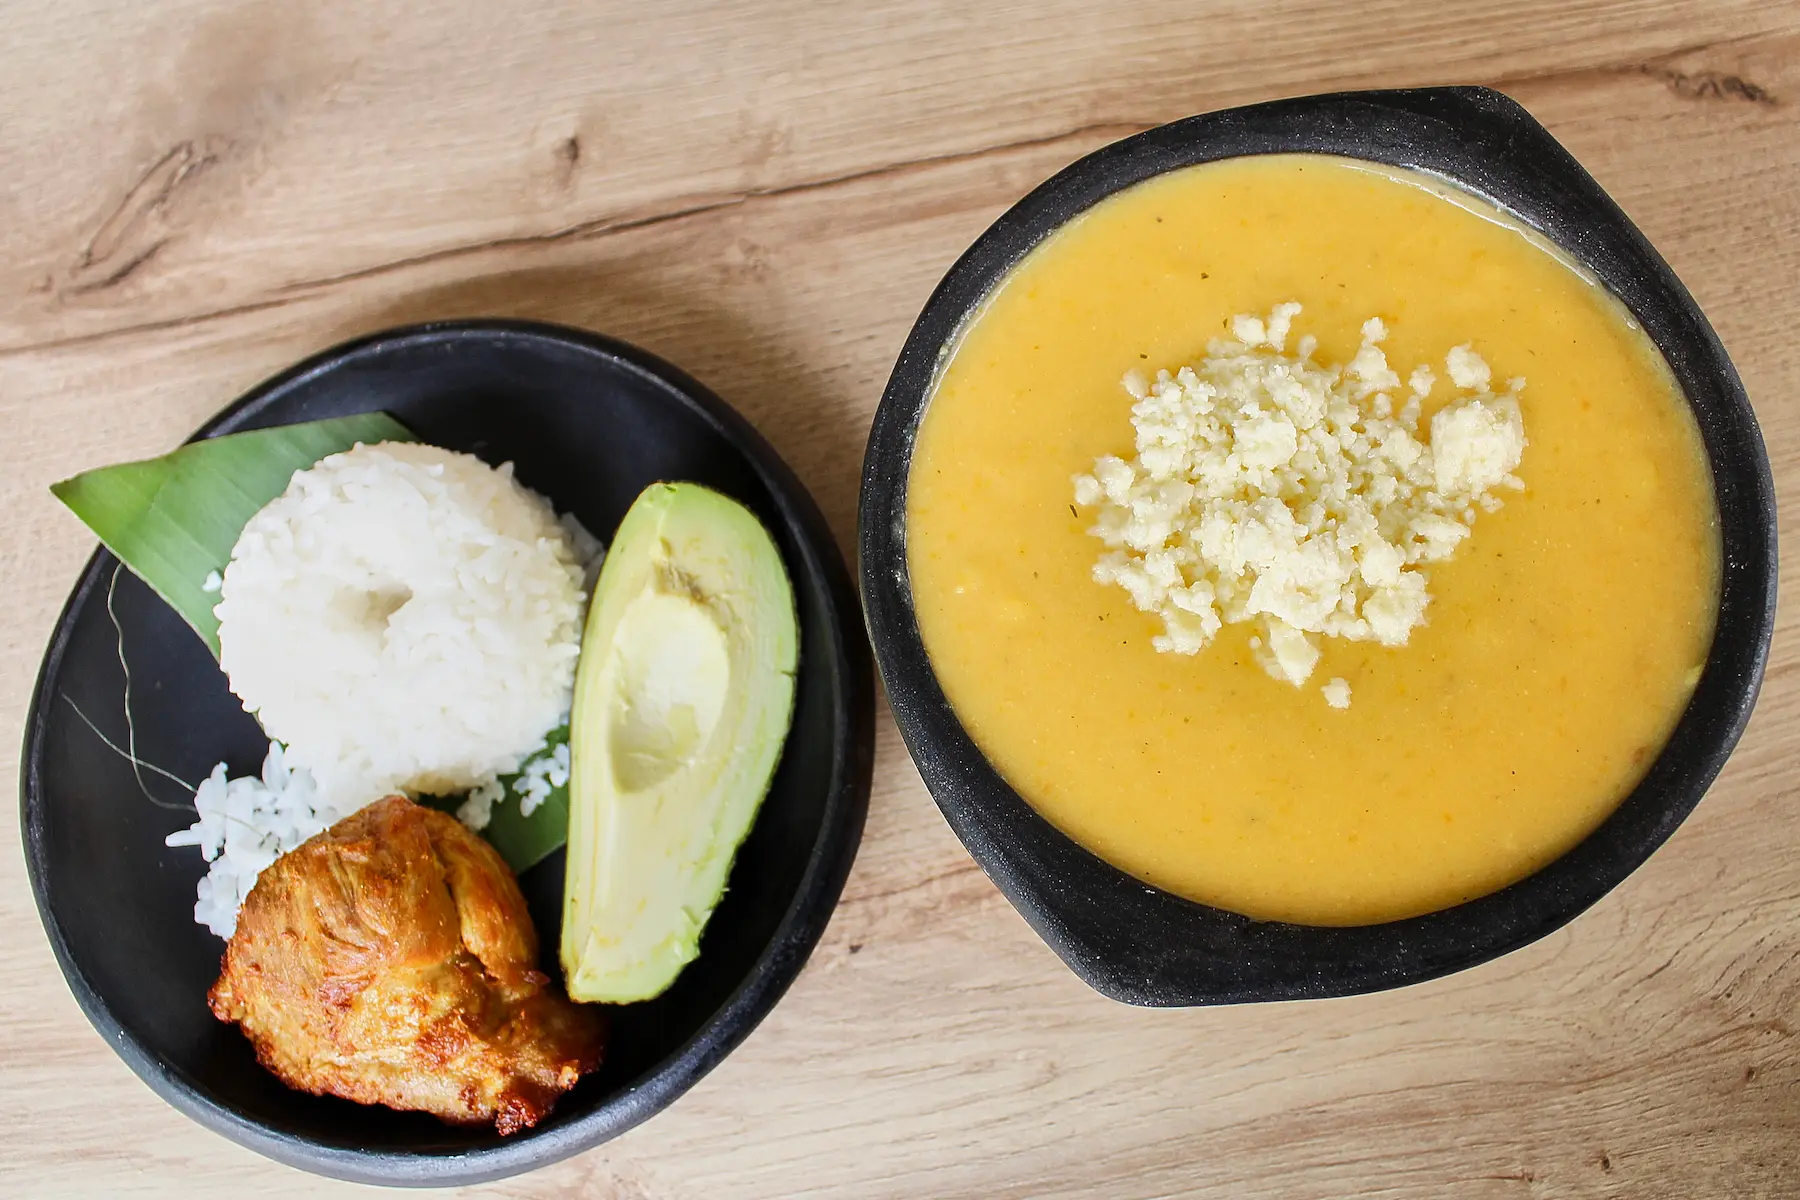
[25,321,875,1183]
[858,87,1777,1006]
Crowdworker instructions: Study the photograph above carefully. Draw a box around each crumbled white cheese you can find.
[1256,620,1321,685]
[1445,343,1491,391]
[1073,304,1527,706]
[1408,364,1436,399]
[1432,398,1528,497]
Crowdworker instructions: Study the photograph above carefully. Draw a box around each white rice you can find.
[170,730,579,938]
[457,739,571,831]
[166,441,602,937]
[166,742,336,938]
[215,441,587,808]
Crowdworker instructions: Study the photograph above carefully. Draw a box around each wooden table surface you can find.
[4,2,1799,1196]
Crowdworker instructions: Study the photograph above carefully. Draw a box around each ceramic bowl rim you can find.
[857,86,1778,1006]
[23,319,877,1184]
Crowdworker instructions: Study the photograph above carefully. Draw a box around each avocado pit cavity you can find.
[608,585,730,793]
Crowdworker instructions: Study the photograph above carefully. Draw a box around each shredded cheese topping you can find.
[1072,304,1527,705]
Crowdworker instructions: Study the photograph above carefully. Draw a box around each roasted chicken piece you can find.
[209,795,603,1134]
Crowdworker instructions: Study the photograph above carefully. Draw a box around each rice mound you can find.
[215,441,585,809]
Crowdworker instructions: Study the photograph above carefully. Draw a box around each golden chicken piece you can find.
[209,795,604,1134]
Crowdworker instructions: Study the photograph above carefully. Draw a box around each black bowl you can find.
[24,321,875,1184]
[858,87,1777,1006]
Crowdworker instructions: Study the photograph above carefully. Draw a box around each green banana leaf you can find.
[422,725,571,873]
[483,726,571,873]
[51,413,572,873]
[51,412,415,656]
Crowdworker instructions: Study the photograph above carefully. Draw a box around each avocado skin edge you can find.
[560,482,799,1004]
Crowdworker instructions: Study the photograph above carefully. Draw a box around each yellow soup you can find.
[906,154,1719,926]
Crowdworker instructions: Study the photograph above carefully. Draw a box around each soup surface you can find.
[906,154,1719,925]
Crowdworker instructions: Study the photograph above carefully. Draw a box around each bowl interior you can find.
[26,323,873,1184]
[859,86,1777,1006]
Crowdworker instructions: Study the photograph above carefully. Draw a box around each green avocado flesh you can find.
[560,482,799,1003]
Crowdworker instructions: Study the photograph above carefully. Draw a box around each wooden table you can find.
[4,2,1797,1195]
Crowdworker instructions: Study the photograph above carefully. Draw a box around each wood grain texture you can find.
[3,3,1799,1197]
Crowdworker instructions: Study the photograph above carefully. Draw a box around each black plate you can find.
[859,87,1778,1005]
[24,321,875,1184]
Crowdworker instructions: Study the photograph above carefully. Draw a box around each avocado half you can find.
[560,482,799,1003]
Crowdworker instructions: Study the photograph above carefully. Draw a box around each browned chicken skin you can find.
[209,795,604,1134]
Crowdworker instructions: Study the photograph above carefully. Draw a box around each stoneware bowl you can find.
[858,87,1777,1006]
[25,322,875,1185]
